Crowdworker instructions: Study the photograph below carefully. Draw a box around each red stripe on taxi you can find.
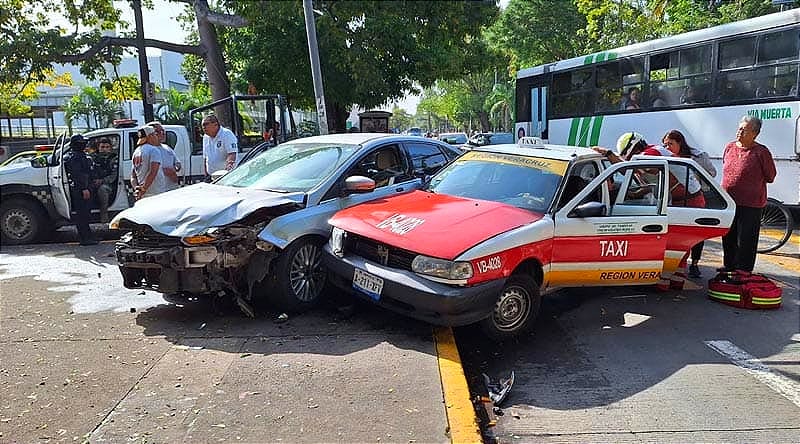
[552,234,667,262]
[665,224,729,252]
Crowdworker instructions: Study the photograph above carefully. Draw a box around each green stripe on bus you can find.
[606,52,617,61]
[589,116,604,146]
[709,290,740,301]
[577,116,592,146]
[568,118,580,144]
[595,53,606,63]
[584,55,594,65]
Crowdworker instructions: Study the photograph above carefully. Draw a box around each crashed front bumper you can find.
[116,243,219,294]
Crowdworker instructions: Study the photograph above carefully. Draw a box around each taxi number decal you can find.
[600,271,659,280]
[600,240,628,257]
[376,213,425,235]
[476,256,502,274]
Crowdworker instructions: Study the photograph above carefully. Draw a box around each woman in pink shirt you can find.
[721,116,777,272]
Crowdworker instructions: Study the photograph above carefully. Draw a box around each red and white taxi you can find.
[323,143,735,339]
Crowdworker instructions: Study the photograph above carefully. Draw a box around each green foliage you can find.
[100,75,142,102]
[487,0,587,70]
[155,88,208,125]
[64,86,121,130]
[389,106,414,132]
[0,71,72,116]
[221,0,500,130]
[0,0,124,87]
[298,119,320,137]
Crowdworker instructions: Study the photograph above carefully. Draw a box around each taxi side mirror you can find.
[568,201,606,218]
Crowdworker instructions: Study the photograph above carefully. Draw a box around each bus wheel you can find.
[479,275,540,341]
[0,199,46,245]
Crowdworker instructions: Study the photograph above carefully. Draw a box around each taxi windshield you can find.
[428,151,568,213]
[217,142,360,192]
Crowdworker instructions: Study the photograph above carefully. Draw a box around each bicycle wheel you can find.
[758,200,793,253]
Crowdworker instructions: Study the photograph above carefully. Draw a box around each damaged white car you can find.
[110,133,462,315]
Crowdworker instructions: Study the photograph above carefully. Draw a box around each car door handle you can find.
[695,218,720,226]
[394,186,405,192]
[52,175,60,179]
[642,224,663,232]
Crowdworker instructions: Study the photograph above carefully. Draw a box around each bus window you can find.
[680,45,711,76]
[552,68,594,118]
[757,29,799,65]
[719,37,756,70]
[596,62,621,112]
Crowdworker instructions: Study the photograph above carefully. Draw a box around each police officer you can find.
[90,138,118,223]
[64,134,97,245]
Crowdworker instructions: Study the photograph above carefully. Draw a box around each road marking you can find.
[705,340,800,408]
[434,327,481,443]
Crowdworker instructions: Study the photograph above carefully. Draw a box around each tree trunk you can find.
[478,111,490,132]
[326,102,349,133]
[194,0,233,126]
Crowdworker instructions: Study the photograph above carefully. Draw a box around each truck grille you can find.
[344,233,416,271]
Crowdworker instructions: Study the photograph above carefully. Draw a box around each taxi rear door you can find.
[549,160,670,287]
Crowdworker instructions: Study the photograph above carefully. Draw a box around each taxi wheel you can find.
[480,275,540,341]
[0,198,47,245]
[270,237,327,313]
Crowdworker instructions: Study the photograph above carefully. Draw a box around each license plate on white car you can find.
[353,268,383,301]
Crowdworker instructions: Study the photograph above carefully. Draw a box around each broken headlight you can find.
[330,227,346,257]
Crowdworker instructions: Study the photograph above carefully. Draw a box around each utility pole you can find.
[131,0,154,122]
[302,0,329,135]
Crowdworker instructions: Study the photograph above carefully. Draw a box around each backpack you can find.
[708,271,782,309]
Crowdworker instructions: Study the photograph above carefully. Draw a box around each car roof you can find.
[471,142,603,162]
[289,132,445,146]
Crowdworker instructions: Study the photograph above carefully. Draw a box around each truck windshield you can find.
[216,142,360,192]
[428,151,568,213]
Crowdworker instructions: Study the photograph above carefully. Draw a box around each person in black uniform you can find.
[63,134,97,245]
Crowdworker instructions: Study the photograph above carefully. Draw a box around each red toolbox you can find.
[708,271,782,309]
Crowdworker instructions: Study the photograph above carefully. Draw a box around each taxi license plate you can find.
[353,268,383,301]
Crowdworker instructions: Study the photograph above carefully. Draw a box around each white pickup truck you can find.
[0,120,207,245]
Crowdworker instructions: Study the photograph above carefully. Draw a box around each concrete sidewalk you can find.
[0,242,479,443]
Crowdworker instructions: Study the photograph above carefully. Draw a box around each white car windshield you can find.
[217,142,360,192]
[428,151,568,213]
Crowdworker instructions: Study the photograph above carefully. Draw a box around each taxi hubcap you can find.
[289,243,325,302]
[3,209,32,239]
[494,286,530,331]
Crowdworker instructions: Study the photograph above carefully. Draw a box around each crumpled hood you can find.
[329,190,543,260]
[111,183,305,237]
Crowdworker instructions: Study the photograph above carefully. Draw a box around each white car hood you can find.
[111,183,305,237]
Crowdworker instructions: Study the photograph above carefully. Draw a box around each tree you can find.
[388,106,414,132]
[487,0,588,70]
[63,86,121,130]
[1,0,244,123]
[0,71,72,116]
[222,0,500,132]
[155,87,209,125]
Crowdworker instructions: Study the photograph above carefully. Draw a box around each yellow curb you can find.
[434,327,481,444]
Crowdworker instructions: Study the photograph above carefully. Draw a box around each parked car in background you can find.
[112,133,462,316]
[438,132,468,146]
[323,143,735,339]
[465,132,514,148]
[405,127,423,137]
[0,146,53,168]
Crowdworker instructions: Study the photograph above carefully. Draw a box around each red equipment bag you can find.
[708,271,782,309]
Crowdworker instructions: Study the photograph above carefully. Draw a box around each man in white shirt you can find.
[147,121,180,191]
[130,126,166,201]
[201,115,238,179]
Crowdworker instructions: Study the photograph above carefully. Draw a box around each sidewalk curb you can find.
[434,327,482,443]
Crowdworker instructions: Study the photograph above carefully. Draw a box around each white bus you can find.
[515,10,799,213]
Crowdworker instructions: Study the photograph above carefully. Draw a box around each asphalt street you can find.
[457,236,800,443]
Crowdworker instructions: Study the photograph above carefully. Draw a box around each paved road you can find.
[0,240,463,443]
[457,237,800,443]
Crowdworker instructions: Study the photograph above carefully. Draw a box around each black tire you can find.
[479,274,541,341]
[0,198,48,245]
[758,200,793,254]
[270,237,327,313]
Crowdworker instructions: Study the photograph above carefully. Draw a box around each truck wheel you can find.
[270,237,327,312]
[0,199,47,245]
[479,275,540,341]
